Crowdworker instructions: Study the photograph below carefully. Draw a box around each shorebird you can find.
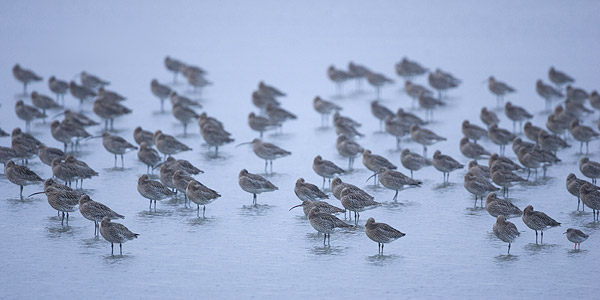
[97,87,126,102]
[313,96,342,127]
[366,71,394,99]
[464,172,499,205]
[200,119,234,156]
[536,80,563,111]
[489,153,522,172]
[369,167,421,201]
[505,102,532,133]
[69,81,96,105]
[170,92,202,109]
[516,147,544,180]
[153,130,192,158]
[64,155,98,188]
[522,205,560,244]
[79,71,109,90]
[488,124,515,155]
[395,57,428,81]
[348,61,370,91]
[93,98,132,131]
[305,206,352,246]
[487,76,516,107]
[566,173,593,211]
[186,179,221,217]
[252,90,280,111]
[580,183,600,221]
[36,186,79,225]
[371,101,394,131]
[363,150,397,185]
[157,157,204,180]
[79,194,124,235]
[0,146,17,168]
[59,109,99,127]
[334,118,364,138]
[43,178,74,193]
[100,217,138,256]
[31,91,61,122]
[580,157,600,184]
[266,103,296,130]
[404,81,433,107]
[258,81,286,98]
[428,69,459,99]
[460,137,490,159]
[101,132,138,168]
[433,150,464,183]
[336,134,364,169]
[418,92,444,121]
[164,56,185,82]
[491,164,526,197]
[138,174,175,210]
[365,217,406,254]
[546,107,569,137]
[172,169,195,204]
[566,86,589,104]
[538,130,569,154]
[294,178,328,201]
[248,112,279,138]
[385,117,410,150]
[13,64,42,94]
[172,103,199,136]
[564,228,588,250]
[590,91,600,112]
[523,122,542,143]
[138,142,161,173]
[549,67,574,90]
[462,120,487,143]
[237,139,291,174]
[5,160,43,197]
[334,112,361,128]
[328,65,350,97]
[400,149,431,178]
[493,215,520,254]
[485,193,522,218]
[480,107,499,128]
[468,160,490,179]
[410,124,446,156]
[151,79,172,112]
[238,169,278,205]
[49,76,68,105]
[50,120,91,152]
[313,155,345,189]
[38,144,66,166]
[11,127,41,164]
[186,71,211,93]
[570,120,599,153]
[289,199,344,217]
[133,127,154,146]
[51,158,77,187]
[332,177,373,203]
[340,187,380,223]
[158,161,179,192]
[15,100,45,132]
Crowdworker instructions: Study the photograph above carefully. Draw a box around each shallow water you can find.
[1,1,600,299]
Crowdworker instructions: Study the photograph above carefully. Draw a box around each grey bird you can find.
[313,155,345,189]
[334,118,364,138]
[538,130,569,154]
[49,76,68,105]
[153,130,192,158]
[536,80,563,111]
[493,215,520,254]
[480,107,499,128]
[101,132,138,168]
[36,186,80,225]
[69,81,96,105]
[331,177,374,202]
[365,217,406,254]
[363,149,397,185]
[397,108,425,126]
[566,173,593,211]
[314,96,342,127]
[138,174,175,210]
[172,103,198,136]
[294,178,328,202]
[580,157,600,184]
[248,112,279,138]
[522,205,560,244]
[79,194,124,236]
[488,124,515,155]
[170,92,202,108]
[80,71,109,90]
[258,81,286,98]
[186,179,221,218]
[50,120,91,152]
[15,100,45,132]
[401,149,431,178]
[13,64,42,94]
[395,57,428,81]
[490,164,526,197]
[252,90,280,110]
[369,167,421,201]
[0,146,18,168]
[460,137,490,159]
[404,81,433,107]
[580,183,600,221]
[366,70,394,99]
[462,120,487,143]
[93,98,132,131]
[31,91,61,123]
[333,112,361,128]
[64,155,98,188]
[464,172,499,205]
[164,56,186,82]
[348,61,370,91]
[418,92,445,121]
[570,120,599,154]
[151,79,172,112]
[385,117,410,150]
[304,206,352,246]
[505,102,532,133]
[566,86,589,104]
[549,67,574,89]
[11,127,41,164]
[5,160,43,197]
[523,122,542,143]
[60,109,99,127]
[336,134,364,169]
[485,193,522,219]
[237,139,291,174]
[468,160,490,179]
[172,169,195,206]
[289,199,344,217]
[564,228,588,250]
[199,113,234,156]
[133,127,154,146]
[489,153,522,172]
[371,101,394,131]
[100,217,138,256]
[37,144,66,166]
[266,103,296,129]
[137,142,161,174]
[238,169,278,205]
[433,150,464,183]
[328,65,350,97]
[97,87,126,102]
[410,124,446,157]
[341,187,380,223]
[488,76,516,108]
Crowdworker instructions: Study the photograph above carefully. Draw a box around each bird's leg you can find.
[322,177,326,189]
[381,243,384,254]
[111,243,114,256]
[61,211,65,226]
[323,233,326,245]
[253,193,257,205]
[66,212,69,225]
[393,190,398,202]
[197,205,200,218]
[160,98,165,113]
[203,205,206,218]
[541,231,544,243]
[20,185,23,197]
[121,154,124,168]
[120,243,122,255]
[535,230,538,244]
[508,243,511,254]
[114,154,117,168]
[577,197,580,211]
[270,160,273,173]
[410,170,413,178]
[264,160,268,173]
[110,118,114,130]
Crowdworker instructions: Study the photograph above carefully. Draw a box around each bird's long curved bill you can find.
[365,171,383,183]
[235,142,252,148]
[289,204,303,211]
[28,191,45,197]
[51,111,66,119]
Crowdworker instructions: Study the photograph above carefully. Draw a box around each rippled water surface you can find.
[1,1,599,299]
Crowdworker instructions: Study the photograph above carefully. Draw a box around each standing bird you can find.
[69,81,96,105]
[336,134,364,169]
[100,217,138,256]
[433,150,464,183]
[549,67,574,90]
[5,160,43,197]
[138,174,175,210]
[97,87,126,102]
[564,228,588,250]
[362,150,397,185]
[200,119,234,156]
[460,137,491,159]
[79,194,124,236]
[15,100,45,132]
[289,199,344,217]
[493,215,520,254]
[252,90,280,110]
[36,186,80,225]
[238,169,278,205]
[294,178,328,201]
[371,101,394,131]
[464,172,499,205]
[488,76,516,108]
[266,103,296,130]
[172,103,198,136]
[137,142,161,174]
[151,79,172,112]
[31,91,61,123]
[248,112,279,138]
[101,132,138,168]
[522,205,561,244]
[418,92,445,121]
[313,96,342,127]
[258,81,286,98]
[153,130,192,158]
[395,57,428,81]
[524,122,542,143]
[305,206,352,246]
[570,120,599,154]
[340,187,380,223]
[133,127,154,146]
[488,125,515,155]
[13,64,42,95]
[37,144,66,166]
[566,173,591,211]
[385,117,410,150]
[580,183,600,221]
[462,120,488,143]
[410,124,446,157]
[365,217,406,254]
[327,65,350,97]
[49,76,69,105]
[468,160,491,179]
[538,130,569,154]
[405,81,433,107]
[366,71,394,99]
[536,80,563,111]
[164,56,186,82]
[313,155,345,189]
[491,164,526,197]
[480,107,499,128]
[505,102,532,133]
[93,98,132,131]
[401,149,431,178]
[369,167,421,201]
[186,179,221,218]
[579,157,600,184]
[348,61,370,91]
[79,71,109,90]
[485,193,522,218]
[237,139,291,174]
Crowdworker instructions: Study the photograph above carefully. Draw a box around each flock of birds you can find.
[2,56,599,256]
